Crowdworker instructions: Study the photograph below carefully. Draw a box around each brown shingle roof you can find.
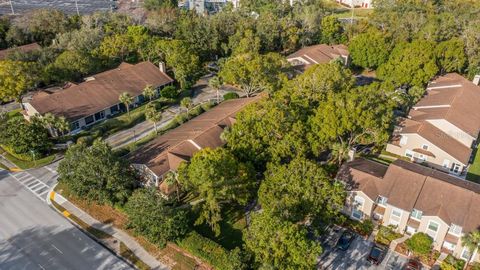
[0,43,41,60]
[338,158,480,233]
[396,118,472,164]
[287,44,349,68]
[29,61,174,121]
[413,73,480,137]
[128,96,260,178]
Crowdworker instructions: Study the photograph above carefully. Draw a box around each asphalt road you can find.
[0,170,133,270]
[0,0,114,15]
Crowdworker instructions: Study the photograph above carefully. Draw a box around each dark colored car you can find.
[336,231,355,251]
[367,244,387,265]
[404,259,422,270]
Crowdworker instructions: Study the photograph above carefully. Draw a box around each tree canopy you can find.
[58,139,136,205]
[178,148,254,235]
[125,188,189,247]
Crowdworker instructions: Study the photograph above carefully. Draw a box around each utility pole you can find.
[74,0,80,16]
[9,0,14,15]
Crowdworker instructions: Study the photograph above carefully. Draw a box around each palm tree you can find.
[208,76,223,104]
[142,84,156,102]
[331,142,350,166]
[145,103,162,134]
[180,97,193,115]
[461,230,480,269]
[54,116,70,137]
[41,112,57,137]
[164,171,181,201]
[119,92,134,119]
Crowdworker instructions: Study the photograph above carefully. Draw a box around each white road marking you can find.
[45,166,57,174]
[9,172,50,202]
[51,244,63,254]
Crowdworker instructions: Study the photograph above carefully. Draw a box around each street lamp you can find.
[30,150,36,167]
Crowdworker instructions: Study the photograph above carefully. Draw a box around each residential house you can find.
[386,73,480,176]
[23,61,174,133]
[336,0,372,8]
[338,158,480,262]
[0,42,41,60]
[128,96,260,195]
[286,44,350,72]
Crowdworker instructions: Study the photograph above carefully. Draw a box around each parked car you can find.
[404,259,422,270]
[336,230,355,251]
[367,244,387,265]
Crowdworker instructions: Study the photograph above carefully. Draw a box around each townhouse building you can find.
[336,0,373,8]
[128,96,260,196]
[23,61,173,134]
[337,158,480,262]
[386,73,480,176]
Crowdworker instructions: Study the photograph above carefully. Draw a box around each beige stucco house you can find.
[286,44,350,72]
[338,158,480,262]
[386,73,480,176]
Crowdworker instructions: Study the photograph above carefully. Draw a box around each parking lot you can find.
[0,0,114,15]
[318,227,410,270]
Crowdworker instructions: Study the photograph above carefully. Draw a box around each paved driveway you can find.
[319,232,409,270]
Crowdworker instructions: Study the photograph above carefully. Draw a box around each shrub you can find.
[174,113,188,125]
[188,105,204,118]
[160,86,178,99]
[343,218,374,236]
[406,232,433,256]
[375,225,402,245]
[471,262,480,270]
[201,100,216,111]
[223,92,239,100]
[177,231,245,270]
[441,255,465,270]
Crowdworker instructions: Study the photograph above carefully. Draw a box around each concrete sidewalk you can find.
[48,191,169,270]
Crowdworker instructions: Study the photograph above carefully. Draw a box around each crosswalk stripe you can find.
[8,172,50,202]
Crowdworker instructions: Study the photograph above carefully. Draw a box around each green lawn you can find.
[467,148,480,183]
[0,147,56,170]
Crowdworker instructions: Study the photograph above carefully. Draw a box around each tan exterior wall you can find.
[417,216,449,250]
[427,119,475,148]
[386,133,466,173]
[23,102,39,120]
[345,191,374,220]
[382,205,409,233]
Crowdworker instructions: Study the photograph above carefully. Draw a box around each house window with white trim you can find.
[351,195,364,220]
[418,154,427,161]
[422,144,429,150]
[410,209,423,220]
[390,208,402,226]
[461,247,472,260]
[426,221,439,240]
[443,241,456,251]
[376,196,388,206]
[449,224,462,236]
[451,163,461,174]
[405,149,414,158]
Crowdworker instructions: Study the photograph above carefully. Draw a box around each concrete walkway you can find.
[0,152,18,171]
[105,74,242,149]
[48,191,169,270]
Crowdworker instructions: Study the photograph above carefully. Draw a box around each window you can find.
[71,121,80,131]
[405,150,414,158]
[94,111,105,121]
[352,195,364,220]
[422,144,429,150]
[443,241,456,251]
[84,115,94,125]
[461,247,471,260]
[110,104,119,114]
[376,196,388,206]
[390,208,402,226]
[443,159,450,168]
[400,136,408,145]
[451,163,461,174]
[426,221,439,240]
[406,226,416,235]
[410,209,423,220]
[449,224,462,236]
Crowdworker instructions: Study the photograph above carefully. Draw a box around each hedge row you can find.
[176,231,243,270]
